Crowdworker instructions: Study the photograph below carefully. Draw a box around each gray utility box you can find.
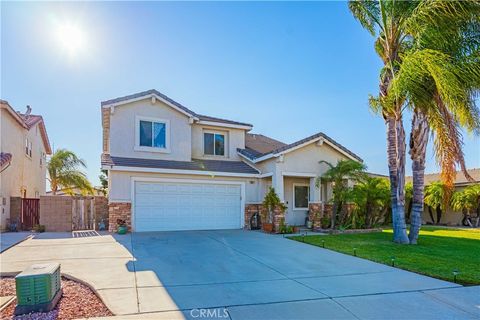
[14,263,62,315]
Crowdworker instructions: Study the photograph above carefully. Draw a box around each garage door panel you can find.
[134,181,242,232]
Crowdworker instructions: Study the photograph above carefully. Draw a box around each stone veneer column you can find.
[308,202,322,230]
[273,204,286,233]
[108,202,132,232]
[244,204,265,229]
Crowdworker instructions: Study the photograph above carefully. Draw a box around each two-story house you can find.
[0,100,52,229]
[101,89,363,232]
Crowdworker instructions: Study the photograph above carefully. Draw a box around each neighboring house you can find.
[0,100,52,229]
[101,89,363,232]
[406,168,480,226]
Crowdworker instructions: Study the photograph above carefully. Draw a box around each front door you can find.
[285,183,310,226]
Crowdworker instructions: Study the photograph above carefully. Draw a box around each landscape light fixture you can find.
[453,269,459,283]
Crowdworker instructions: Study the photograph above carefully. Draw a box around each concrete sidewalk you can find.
[1,230,478,320]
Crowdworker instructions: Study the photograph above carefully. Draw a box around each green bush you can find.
[320,217,331,229]
[33,224,45,233]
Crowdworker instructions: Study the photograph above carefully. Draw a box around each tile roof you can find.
[239,132,363,162]
[0,152,12,172]
[19,114,43,129]
[101,89,252,127]
[406,168,480,186]
[101,154,259,174]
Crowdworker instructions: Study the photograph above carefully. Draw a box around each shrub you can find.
[33,224,45,233]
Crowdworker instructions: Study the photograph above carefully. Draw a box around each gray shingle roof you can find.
[238,132,363,162]
[101,89,252,127]
[101,154,259,174]
[245,133,287,154]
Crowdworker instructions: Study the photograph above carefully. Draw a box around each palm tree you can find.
[424,182,447,225]
[349,0,480,243]
[389,2,480,242]
[317,160,366,229]
[48,149,93,195]
[349,0,419,243]
[452,185,480,227]
[464,185,480,220]
[349,176,390,228]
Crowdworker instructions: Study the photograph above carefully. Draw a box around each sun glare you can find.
[56,23,86,55]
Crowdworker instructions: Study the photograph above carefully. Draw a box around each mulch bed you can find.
[0,277,112,320]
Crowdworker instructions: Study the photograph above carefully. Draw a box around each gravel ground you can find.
[0,277,112,320]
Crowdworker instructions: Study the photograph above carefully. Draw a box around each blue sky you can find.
[2,1,479,186]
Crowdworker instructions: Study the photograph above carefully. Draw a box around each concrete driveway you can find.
[1,230,479,319]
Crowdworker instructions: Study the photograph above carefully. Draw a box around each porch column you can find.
[309,177,320,202]
[272,170,284,202]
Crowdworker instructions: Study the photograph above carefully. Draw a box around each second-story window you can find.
[140,120,166,148]
[204,132,225,156]
[135,116,170,153]
[25,139,32,157]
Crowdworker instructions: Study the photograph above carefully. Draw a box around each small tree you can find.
[424,182,447,225]
[99,170,109,196]
[262,187,285,230]
[316,160,366,228]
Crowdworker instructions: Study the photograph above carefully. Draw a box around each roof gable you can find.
[238,132,362,163]
[101,89,253,128]
[1,100,52,154]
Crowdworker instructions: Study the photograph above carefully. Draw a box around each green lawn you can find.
[290,226,480,285]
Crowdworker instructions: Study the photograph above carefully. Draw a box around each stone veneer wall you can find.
[308,202,334,229]
[245,203,285,233]
[108,202,131,232]
[309,202,356,230]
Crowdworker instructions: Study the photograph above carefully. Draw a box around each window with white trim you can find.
[204,132,225,156]
[135,116,170,152]
[293,184,309,210]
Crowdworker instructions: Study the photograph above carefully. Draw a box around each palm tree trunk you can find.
[409,111,429,244]
[406,200,412,223]
[387,116,409,244]
[428,207,436,224]
[436,207,442,225]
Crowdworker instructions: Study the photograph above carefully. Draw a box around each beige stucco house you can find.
[0,100,52,229]
[101,89,363,232]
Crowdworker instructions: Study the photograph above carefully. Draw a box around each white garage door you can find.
[134,181,242,232]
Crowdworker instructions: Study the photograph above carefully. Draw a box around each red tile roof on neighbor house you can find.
[0,100,52,154]
[0,152,12,172]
